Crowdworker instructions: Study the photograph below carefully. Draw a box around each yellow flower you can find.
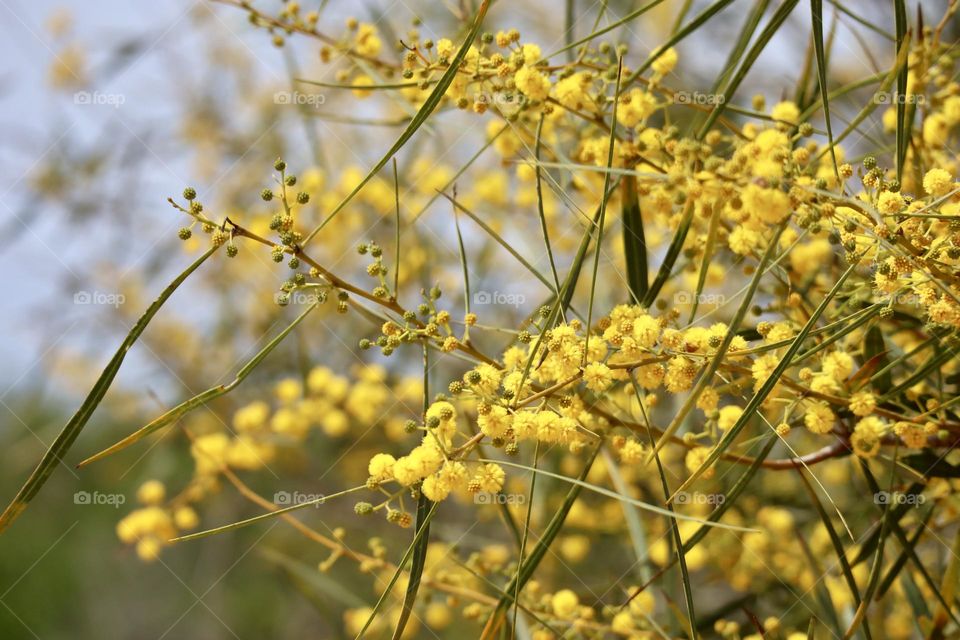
[473,462,505,493]
[136,480,165,505]
[368,453,396,481]
[923,168,954,196]
[804,401,835,434]
[742,183,791,224]
[551,589,580,618]
[618,89,657,127]
[514,65,550,102]
[849,391,876,417]
[618,439,646,464]
[478,405,511,438]
[717,405,743,431]
[354,23,381,57]
[582,362,613,393]
[876,191,904,214]
[651,47,678,75]
[770,100,800,125]
[435,38,455,60]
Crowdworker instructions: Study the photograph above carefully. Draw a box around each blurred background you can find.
[0,0,942,637]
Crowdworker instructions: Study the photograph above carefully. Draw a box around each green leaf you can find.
[621,176,648,304]
[695,0,801,139]
[78,301,320,467]
[862,325,892,392]
[894,0,908,182]
[649,221,788,459]
[0,246,218,533]
[641,200,693,308]
[357,502,440,639]
[797,468,872,639]
[811,0,840,183]
[480,446,601,639]
[392,493,432,640]
[301,0,491,246]
[673,259,860,496]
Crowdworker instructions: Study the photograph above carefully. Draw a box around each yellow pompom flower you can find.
[514,65,551,102]
[876,191,904,214]
[849,391,876,417]
[582,361,613,393]
[742,183,791,224]
[136,480,166,505]
[618,439,646,464]
[651,47,678,76]
[551,589,580,618]
[803,401,835,434]
[717,405,743,431]
[770,100,800,125]
[368,453,396,481]
[923,167,954,196]
[473,462,505,493]
[478,405,511,438]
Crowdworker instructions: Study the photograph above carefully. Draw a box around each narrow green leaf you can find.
[797,468,872,639]
[695,0,801,139]
[641,200,693,308]
[811,0,840,183]
[301,0,491,246]
[358,502,440,639]
[894,0,908,182]
[621,176,648,304]
[623,0,737,87]
[480,446,601,639]
[392,493,432,639]
[673,259,860,496]
[78,301,320,467]
[0,246,218,533]
[649,221,787,459]
[171,485,366,542]
[484,460,756,532]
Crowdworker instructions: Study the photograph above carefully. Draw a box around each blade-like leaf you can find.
[673,259,860,496]
[621,176,648,304]
[302,0,491,245]
[0,246,218,533]
[78,301,320,467]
